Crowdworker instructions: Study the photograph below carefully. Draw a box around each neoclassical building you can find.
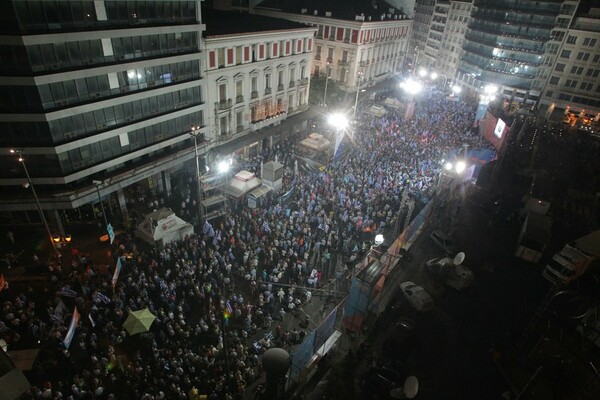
[203,8,315,153]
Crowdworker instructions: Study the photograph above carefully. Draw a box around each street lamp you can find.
[189,125,204,225]
[353,69,365,119]
[452,85,462,95]
[328,113,349,131]
[92,180,109,229]
[400,79,423,96]
[323,62,332,107]
[9,149,59,256]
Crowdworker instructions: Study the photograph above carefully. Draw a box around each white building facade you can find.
[252,7,412,91]
[204,20,316,152]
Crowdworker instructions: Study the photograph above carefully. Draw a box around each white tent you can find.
[135,208,194,247]
[225,170,262,198]
[297,133,330,152]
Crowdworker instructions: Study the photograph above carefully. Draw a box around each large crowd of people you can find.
[1,89,486,400]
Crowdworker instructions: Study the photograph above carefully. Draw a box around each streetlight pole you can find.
[10,149,59,256]
[189,125,204,225]
[92,180,109,229]
[353,70,364,119]
[323,63,331,107]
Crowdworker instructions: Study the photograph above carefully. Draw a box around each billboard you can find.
[494,118,507,138]
[480,111,510,152]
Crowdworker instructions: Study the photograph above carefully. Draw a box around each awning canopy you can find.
[225,170,262,198]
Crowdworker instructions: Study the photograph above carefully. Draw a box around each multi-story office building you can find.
[250,0,412,92]
[408,0,435,69]
[437,0,472,79]
[203,8,315,158]
[539,7,600,125]
[0,0,207,226]
[456,0,579,106]
[421,0,450,69]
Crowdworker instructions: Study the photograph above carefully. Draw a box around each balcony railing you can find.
[359,60,369,67]
[215,99,232,110]
[298,77,309,86]
[338,59,350,66]
[289,80,295,88]
[235,95,244,104]
[265,87,272,95]
[315,55,321,61]
[326,57,333,63]
[251,91,258,99]
[277,84,284,92]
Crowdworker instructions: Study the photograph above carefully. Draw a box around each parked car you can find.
[399,282,434,312]
[430,230,455,255]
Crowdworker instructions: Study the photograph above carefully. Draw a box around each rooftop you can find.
[256,0,409,22]
[202,8,311,37]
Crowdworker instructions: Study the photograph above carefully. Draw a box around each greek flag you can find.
[59,286,77,297]
[203,221,215,237]
[262,220,271,234]
[93,291,111,304]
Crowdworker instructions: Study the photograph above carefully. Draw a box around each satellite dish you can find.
[390,376,419,399]
[453,252,465,266]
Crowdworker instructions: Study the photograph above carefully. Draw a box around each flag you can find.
[63,307,80,349]
[262,220,271,234]
[59,286,77,297]
[111,257,123,288]
[93,291,111,304]
[333,130,345,161]
[0,274,7,293]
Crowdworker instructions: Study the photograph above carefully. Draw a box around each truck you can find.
[543,230,600,285]
[515,211,552,263]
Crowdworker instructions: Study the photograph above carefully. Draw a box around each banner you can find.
[111,257,123,288]
[63,307,80,349]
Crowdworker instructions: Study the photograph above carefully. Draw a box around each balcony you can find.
[359,60,369,67]
[289,80,295,88]
[250,111,287,131]
[265,87,272,95]
[326,57,333,63]
[236,125,244,133]
[236,95,244,104]
[338,59,350,66]
[315,55,321,61]
[251,91,258,99]
[277,84,284,92]
[215,99,232,110]
[298,77,309,86]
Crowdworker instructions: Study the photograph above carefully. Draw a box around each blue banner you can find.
[289,330,316,383]
[314,308,337,353]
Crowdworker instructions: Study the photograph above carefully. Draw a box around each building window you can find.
[560,50,571,58]
[549,76,559,85]
[265,73,271,89]
[576,52,590,61]
[570,66,583,75]
[251,76,257,92]
[583,38,597,47]
[555,63,565,72]
[567,35,577,44]
[545,90,553,97]
[565,79,577,88]
[218,83,226,102]
[235,80,242,98]
[579,82,593,91]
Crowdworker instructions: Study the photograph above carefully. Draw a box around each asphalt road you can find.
[348,181,552,400]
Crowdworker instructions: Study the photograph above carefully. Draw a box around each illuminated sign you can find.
[494,118,506,138]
